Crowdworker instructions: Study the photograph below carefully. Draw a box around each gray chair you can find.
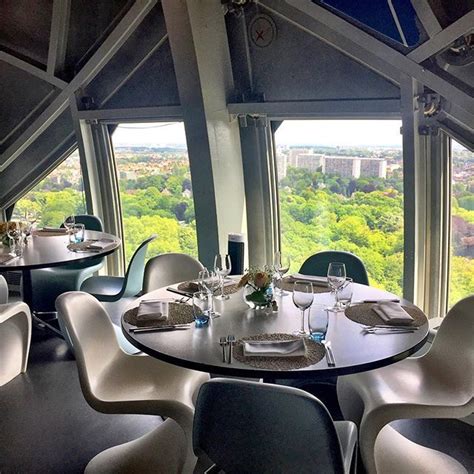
[299,250,370,285]
[193,378,357,474]
[80,235,156,302]
[0,274,8,304]
[143,252,204,293]
[29,214,105,313]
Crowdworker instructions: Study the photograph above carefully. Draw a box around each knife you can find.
[352,299,400,304]
[131,324,192,333]
[166,287,193,298]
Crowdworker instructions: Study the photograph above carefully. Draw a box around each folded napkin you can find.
[41,227,68,233]
[136,300,169,323]
[372,302,414,325]
[68,239,115,252]
[288,273,328,286]
[34,228,68,236]
[243,339,306,357]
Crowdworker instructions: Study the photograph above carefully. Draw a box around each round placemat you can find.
[280,278,330,294]
[344,303,427,327]
[233,333,325,370]
[123,302,194,327]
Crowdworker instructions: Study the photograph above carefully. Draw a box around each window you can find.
[110,122,198,264]
[449,140,474,307]
[13,150,86,225]
[274,120,404,294]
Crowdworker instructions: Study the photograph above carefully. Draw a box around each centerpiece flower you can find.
[0,221,27,246]
[238,266,274,309]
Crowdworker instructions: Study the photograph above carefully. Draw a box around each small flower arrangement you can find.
[238,266,274,308]
[0,221,26,246]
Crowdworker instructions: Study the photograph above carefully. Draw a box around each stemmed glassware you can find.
[292,281,314,336]
[24,210,38,240]
[198,269,221,318]
[214,254,232,300]
[327,262,347,311]
[273,251,291,296]
[63,215,75,234]
[7,222,24,257]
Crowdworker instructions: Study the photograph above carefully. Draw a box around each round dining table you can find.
[0,229,121,332]
[122,280,429,381]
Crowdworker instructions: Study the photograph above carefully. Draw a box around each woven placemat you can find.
[344,303,427,327]
[280,278,330,294]
[123,302,194,327]
[34,229,68,237]
[233,333,325,370]
[177,281,240,296]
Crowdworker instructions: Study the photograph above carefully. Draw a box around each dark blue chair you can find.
[80,235,156,302]
[299,250,369,285]
[30,214,105,313]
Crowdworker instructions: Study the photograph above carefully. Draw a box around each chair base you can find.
[85,419,191,474]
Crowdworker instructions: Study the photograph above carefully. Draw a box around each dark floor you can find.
[1,317,473,473]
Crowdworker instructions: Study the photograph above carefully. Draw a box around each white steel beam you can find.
[410,0,442,38]
[0,0,157,171]
[0,51,67,89]
[77,106,183,122]
[47,0,71,76]
[267,0,474,115]
[407,11,474,63]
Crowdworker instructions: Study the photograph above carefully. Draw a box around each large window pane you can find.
[111,122,198,264]
[275,120,404,294]
[14,150,86,225]
[450,141,474,307]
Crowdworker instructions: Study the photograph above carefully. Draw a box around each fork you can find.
[322,340,336,367]
[363,327,416,334]
[227,335,236,364]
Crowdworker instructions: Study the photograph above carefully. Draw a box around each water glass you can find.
[338,278,353,308]
[10,236,25,257]
[193,291,210,327]
[214,254,232,300]
[292,280,314,336]
[198,269,220,318]
[69,224,85,243]
[327,262,346,311]
[308,305,329,342]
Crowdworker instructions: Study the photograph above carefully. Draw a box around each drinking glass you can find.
[308,305,329,342]
[63,215,75,234]
[24,210,38,239]
[273,251,291,296]
[198,269,220,318]
[193,291,210,327]
[327,262,346,311]
[338,277,353,308]
[214,254,232,300]
[292,280,314,336]
[69,224,85,243]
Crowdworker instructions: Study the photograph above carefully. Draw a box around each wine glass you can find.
[24,210,38,239]
[327,262,346,311]
[273,251,291,296]
[63,215,75,234]
[214,254,232,300]
[292,281,314,336]
[7,222,23,256]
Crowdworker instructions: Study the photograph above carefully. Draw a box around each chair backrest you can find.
[55,291,121,406]
[143,253,205,293]
[0,275,8,304]
[426,295,474,388]
[121,235,157,298]
[299,250,369,285]
[62,214,103,231]
[193,379,345,474]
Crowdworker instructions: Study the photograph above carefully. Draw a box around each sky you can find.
[112,120,467,150]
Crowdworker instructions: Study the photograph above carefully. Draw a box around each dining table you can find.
[0,229,121,333]
[122,279,429,381]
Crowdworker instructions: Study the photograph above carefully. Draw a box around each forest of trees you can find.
[14,147,474,307]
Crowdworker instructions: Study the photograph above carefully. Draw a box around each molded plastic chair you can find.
[299,250,369,285]
[0,274,8,304]
[30,214,105,313]
[0,302,32,386]
[143,253,204,293]
[55,291,209,473]
[80,235,156,302]
[337,295,474,474]
[193,378,358,474]
[374,424,468,474]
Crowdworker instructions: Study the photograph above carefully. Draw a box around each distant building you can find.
[295,153,324,172]
[360,158,386,178]
[119,170,137,180]
[323,156,386,178]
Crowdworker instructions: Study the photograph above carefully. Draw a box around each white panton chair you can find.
[56,291,209,473]
[337,294,474,473]
[0,274,8,304]
[0,301,32,386]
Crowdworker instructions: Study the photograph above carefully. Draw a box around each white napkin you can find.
[0,254,16,264]
[289,273,328,286]
[243,339,306,357]
[136,300,169,323]
[85,239,115,250]
[42,227,67,233]
[372,302,414,325]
